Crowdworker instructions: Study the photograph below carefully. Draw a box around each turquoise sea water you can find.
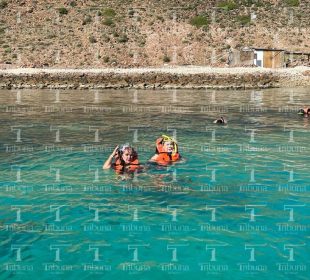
[0,88,309,279]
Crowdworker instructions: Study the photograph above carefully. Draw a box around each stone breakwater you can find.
[0,67,309,89]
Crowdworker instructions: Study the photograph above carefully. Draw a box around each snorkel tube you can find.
[298,108,305,115]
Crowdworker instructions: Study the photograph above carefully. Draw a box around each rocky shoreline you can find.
[0,67,309,90]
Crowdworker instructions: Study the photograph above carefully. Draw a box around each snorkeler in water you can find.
[213,116,227,124]
[149,135,181,165]
[103,144,140,173]
[298,107,310,117]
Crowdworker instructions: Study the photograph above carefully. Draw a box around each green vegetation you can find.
[189,15,209,28]
[103,18,114,26]
[69,1,76,7]
[58,7,68,15]
[102,8,116,18]
[118,34,128,43]
[163,55,170,63]
[0,0,7,9]
[218,1,238,11]
[237,15,251,25]
[285,0,299,6]
[103,56,109,63]
[102,8,116,26]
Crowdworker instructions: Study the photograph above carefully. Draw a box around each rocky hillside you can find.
[0,0,309,68]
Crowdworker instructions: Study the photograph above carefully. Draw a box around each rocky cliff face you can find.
[1,0,309,68]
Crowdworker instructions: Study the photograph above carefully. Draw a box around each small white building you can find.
[236,47,310,68]
[253,49,263,67]
[252,48,285,68]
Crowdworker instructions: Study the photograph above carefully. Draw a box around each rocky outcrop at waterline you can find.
[0,67,309,90]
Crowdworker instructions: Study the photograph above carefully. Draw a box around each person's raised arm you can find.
[103,145,119,169]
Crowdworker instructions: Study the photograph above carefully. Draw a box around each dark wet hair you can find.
[215,117,226,123]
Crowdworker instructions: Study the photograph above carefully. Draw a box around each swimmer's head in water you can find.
[119,145,136,164]
[156,135,178,155]
[298,109,305,115]
[163,141,174,153]
[298,108,310,116]
[214,117,227,124]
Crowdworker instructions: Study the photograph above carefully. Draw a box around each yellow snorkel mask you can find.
[161,134,178,154]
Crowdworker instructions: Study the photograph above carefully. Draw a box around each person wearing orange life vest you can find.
[102,144,140,173]
[149,135,181,165]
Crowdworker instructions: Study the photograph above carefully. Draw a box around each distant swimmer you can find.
[298,107,310,117]
[213,116,227,124]
[149,135,181,165]
[103,144,141,174]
